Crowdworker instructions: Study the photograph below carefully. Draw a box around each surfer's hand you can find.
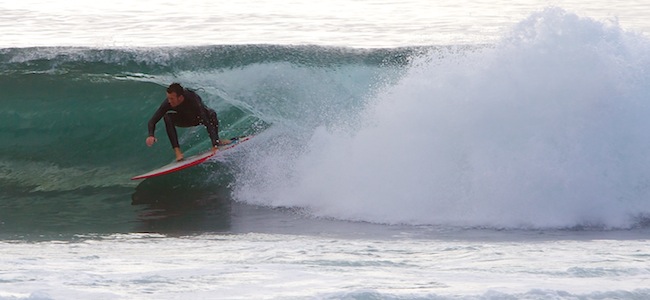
[146,136,157,147]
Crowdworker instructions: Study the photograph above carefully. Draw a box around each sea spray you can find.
[234,8,650,229]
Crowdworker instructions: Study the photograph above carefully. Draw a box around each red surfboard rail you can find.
[131,136,252,180]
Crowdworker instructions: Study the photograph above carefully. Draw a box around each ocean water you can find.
[1,1,650,299]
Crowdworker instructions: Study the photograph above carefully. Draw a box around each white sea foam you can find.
[1,233,648,299]
[235,8,650,229]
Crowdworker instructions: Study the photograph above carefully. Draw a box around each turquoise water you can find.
[1,1,650,299]
[0,45,412,238]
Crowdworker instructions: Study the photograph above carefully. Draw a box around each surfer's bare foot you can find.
[219,139,232,145]
[173,147,184,161]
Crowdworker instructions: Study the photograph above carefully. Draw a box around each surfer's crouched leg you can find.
[163,113,181,149]
[207,109,222,146]
[164,113,184,161]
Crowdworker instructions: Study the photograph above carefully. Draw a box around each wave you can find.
[232,8,650,229]
[0,45,414,194]
[3,8,650,230]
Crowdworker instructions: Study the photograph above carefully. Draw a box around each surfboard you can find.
[131,136,253,180]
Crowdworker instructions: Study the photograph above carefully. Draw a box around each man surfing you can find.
[146,83,229,161]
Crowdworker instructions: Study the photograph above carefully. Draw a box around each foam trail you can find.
[235,8,650,229]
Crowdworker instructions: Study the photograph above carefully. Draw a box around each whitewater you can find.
[236,9,650,229]
[1,1,650,299]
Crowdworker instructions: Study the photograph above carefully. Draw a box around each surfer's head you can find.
[166,83,185,107]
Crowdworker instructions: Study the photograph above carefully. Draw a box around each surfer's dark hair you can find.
[166,83,184,96]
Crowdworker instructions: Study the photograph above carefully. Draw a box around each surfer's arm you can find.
[147,100,171,137]
[146,100,171,146]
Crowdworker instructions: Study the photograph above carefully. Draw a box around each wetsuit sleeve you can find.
[147,100,171,137]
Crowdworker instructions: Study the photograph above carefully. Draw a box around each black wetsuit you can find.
[148,89,220,148]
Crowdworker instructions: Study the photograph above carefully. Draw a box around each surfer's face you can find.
[167,92,184,107]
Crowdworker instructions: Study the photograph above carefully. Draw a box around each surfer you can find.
[145,83,229,161]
